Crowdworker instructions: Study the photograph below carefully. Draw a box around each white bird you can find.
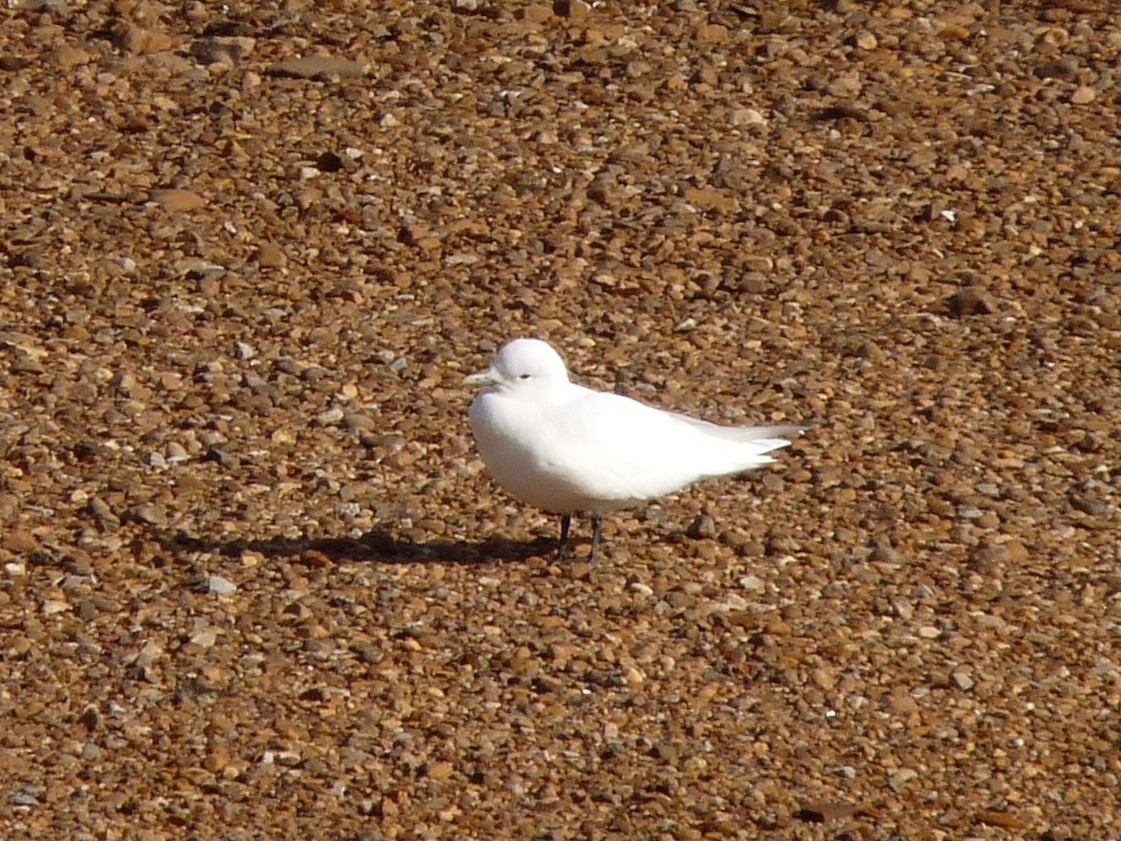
[465,338,802,562]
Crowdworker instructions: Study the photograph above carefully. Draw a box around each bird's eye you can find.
[518,373,531,380]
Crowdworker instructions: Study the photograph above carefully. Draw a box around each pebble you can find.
[686,512,717,539]
[739,575,765,593]
[2,528,39,554]
[126,504,167,526]
[730,108,765,127]
[1070,85,1096,105]
[116,25,176,55]
[317,407,345,425]
[952,670,975,691]
[267,55,366,80]
[205,576,238,595]
[86,497,119,525]
[166,442,190,463]
[255,244,287,268]
[191,36,256,66]
[151,189,206,212]
[889,768,919,791]
[189,628,219,647]
[851,30,878,50]
[947,287,994,317]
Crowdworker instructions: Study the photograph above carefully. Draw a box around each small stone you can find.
[889,768,918,791]
[739,575,765,593]
[42,599,71,615]
[2,528,39,554]
[683,186,735,212]
[160,371,184,390]
[1070,495,1107,516]
[796,802,860,823]
[623,666,646,686]
[826,70,863,98]
[86,497,119,525]
[887,690,919,716]
[151,189,206,212]
[552,0,589,18]
[132,641,163,680]
[318,407,345,425]
[870,539,902,564]
[686,512,717,539]
[952,670,975,691]
[908,148,939,169]
[125,504,167,526]
[189,628,219,648]
[166,443,190,463]
[1035,56,1079,80]
[811,668,836,691]
[343,413,377,433]
[399,224,440,250]
[271,427,297,445]
[191,36,256,66]
[522,4,553,23]
[426,761,454,781]
[1002,539,1029,564]
[760,473,785,494]
[255,244,286,268]
[850,30,878,50]
[1071,85,1096,105]
[52,45,92,69]
[77,600,98,622]
[206,575,237,595]
[765,618,792,636]
[730,108,765,127]
[116,25,177,55]
[204,448,238,467]
[696,23,728,43]
[947,287,993,317]
[267,55,366,80]
[977,810,1026,830]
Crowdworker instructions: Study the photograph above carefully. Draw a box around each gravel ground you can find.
[2,1,1120,839]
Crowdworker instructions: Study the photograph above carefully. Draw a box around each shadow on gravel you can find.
[156,528,554,566]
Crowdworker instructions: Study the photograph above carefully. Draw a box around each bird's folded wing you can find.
[539,392,794,504]
[670,414,805,448]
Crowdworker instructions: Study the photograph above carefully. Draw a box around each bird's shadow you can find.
[156,527,558,567]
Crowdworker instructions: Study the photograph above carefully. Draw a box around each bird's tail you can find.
[678,417,805,449]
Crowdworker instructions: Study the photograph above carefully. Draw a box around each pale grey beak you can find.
[465,368,499,387]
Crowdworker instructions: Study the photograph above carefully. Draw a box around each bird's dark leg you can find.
[589,515,604,564]
[556,513,572,562]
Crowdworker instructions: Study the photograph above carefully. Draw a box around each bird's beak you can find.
[464,368,499,387]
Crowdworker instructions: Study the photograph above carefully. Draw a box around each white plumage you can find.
[466,338,801,562]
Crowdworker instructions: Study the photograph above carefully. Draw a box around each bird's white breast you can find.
[469,390,629,513]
